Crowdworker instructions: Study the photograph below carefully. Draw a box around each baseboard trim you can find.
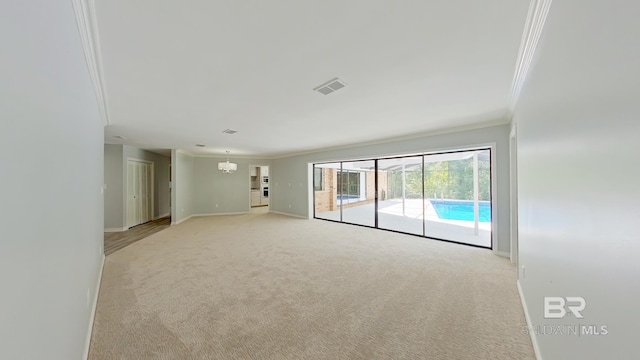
[153,212,170,220]
[193,212,249,217]
[269,210,309,219]
[84,254,105,360]
[171,215,193,225]
[103,227,126,232]
[517,280,542,360]
[496,250,510,258]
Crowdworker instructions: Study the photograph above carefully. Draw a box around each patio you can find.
[316,198,491,248]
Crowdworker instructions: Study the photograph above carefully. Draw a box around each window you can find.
[337,170,361,198]
[314,167,324,191]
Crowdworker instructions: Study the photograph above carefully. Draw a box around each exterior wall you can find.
[314,168,337,212]
[378,171,389,201]
[314,168,388,213]
[365,171,375,200]
[314,192,332,212]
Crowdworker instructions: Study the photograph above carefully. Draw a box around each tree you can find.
[384,154,491,201]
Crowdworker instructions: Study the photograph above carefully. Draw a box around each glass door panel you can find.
[424,150,492,247]
[377,156,424,235]
[340,160,375,227]
[313,163,341,221]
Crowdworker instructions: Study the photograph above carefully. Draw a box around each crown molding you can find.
[113,119,507,161]
[175,149,197,157]
[192,154,274,160]
[271,117,510,160]
[71,0,110,125]
[508,0,553,113]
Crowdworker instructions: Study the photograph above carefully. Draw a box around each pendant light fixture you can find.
[218,151,237,174]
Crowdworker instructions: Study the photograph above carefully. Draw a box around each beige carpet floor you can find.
[89,213,534,360]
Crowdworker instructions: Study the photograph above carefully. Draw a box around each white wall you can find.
[194,157,272,214]
[0,1,104,359]
[513,1,640,359]
[170,155,272,219]
[104,144,124,229]
[172,150,195,224]
[271,125,511,253]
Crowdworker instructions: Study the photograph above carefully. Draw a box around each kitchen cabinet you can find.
[260,166,269,176]
[250,167,258,176]
[250,190,261,206]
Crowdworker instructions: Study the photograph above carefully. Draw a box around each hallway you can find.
[104,217,170,255]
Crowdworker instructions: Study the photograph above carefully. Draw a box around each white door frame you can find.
[126,158,155,228]
[509,125,519,267]
[249,164,258,207]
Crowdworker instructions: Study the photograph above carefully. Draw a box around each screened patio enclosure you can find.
[313,149,492,248]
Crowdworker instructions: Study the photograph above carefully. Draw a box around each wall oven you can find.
[262,176,269,184]
[262,187,269,198]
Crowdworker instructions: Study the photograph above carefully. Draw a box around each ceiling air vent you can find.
[313,77,347,95]
[222,129,238,134]
[195,144,206,147]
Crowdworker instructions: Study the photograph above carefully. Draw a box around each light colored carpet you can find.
[89,213,534,360]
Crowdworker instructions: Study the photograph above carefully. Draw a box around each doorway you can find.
[126,159,154,228]
[250,165,269,209]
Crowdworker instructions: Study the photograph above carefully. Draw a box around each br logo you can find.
[544,297,586,319]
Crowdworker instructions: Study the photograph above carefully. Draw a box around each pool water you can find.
[430,200,491,222]
[336,195,360,201]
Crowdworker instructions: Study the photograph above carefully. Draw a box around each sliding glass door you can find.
[377,157,423,235]
[313,148,492,248]
[313,163,341,221]
[423,150,491,247]
[341,160,375,227]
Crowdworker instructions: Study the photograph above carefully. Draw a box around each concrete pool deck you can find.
[315,198,492,248]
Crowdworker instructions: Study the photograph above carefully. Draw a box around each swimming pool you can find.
[336,194,361,201]
[430,200,491,222]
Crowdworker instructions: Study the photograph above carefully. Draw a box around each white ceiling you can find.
[97,0,530,157]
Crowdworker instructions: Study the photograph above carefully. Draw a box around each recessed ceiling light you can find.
[195,144,206,147]
[113,135,127,140]
[313,77,347,95]
[222,129,238,134]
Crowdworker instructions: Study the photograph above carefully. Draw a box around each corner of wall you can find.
[83,255,105,360]
[517,280,542,360]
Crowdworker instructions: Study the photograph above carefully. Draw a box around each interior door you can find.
[140,162,148,223]
[127,159,153,228]
[126,161,136,227]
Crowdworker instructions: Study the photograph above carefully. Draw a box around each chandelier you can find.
[218,151,237,174]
